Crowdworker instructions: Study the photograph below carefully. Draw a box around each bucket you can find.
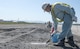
[51,33,60,43]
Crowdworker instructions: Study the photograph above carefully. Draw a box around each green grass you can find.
[0,22,30,24]
[0,22,42,24]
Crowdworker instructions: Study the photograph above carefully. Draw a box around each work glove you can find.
[72,16,77,22]
[50,26,58,36]
[50,30,57,36]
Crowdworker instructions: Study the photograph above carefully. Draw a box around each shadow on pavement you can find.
[62,46,74,49]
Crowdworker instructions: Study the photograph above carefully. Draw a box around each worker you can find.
[46,21,52,28]
[42,2,79,48]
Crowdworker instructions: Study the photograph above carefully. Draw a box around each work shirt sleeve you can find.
[51,15,58,31]
[55,4,75,18]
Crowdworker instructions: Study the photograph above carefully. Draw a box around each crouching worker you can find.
[42,2,79,48]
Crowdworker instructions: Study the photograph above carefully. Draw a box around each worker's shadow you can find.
[61,42,80,49]
[61,46,80,49]
[62,46,74,49]
[59,44,80,49]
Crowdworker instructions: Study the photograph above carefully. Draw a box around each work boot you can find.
[54,38,65,47]
[67,36,79,48]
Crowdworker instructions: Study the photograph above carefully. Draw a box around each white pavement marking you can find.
[30,42,46,45]
[0,29,37,43]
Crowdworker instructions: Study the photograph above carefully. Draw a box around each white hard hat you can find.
[42,3,50,10]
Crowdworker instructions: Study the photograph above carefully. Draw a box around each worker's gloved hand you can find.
[72,16,77,22]
[50,30,57,36]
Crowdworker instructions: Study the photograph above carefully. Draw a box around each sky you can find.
[0,0,80,23]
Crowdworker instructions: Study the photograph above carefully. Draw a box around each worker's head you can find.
[42,3,51,12]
